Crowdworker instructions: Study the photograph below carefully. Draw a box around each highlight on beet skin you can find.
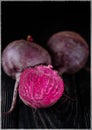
[18,65,64,109]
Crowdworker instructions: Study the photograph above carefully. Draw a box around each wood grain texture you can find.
[1,69,90,128]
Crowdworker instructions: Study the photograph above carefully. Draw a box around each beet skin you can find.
[2,39,51,79]
[47,31,89,74]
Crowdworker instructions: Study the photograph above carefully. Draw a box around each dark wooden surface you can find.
[1,69,90,128]
[1,1,90,129]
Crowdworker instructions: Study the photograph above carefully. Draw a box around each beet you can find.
[47,31,89,74]
[2,37,52,114]
[2,38,51,79]
[18,65,64,108]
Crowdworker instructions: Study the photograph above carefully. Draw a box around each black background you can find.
[1,1,90,129]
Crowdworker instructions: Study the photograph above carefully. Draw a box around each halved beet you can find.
[18,65,64,109]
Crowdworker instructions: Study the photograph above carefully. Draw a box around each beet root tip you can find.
[2,80,19,115]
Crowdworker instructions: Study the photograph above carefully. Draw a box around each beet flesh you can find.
[18,65,64,108]
[2,39,51,79]
[47,31,89,74]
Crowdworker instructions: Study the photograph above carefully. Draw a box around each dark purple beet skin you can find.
[47,31,89,74]
[2,39,51,79]
[2,37,52,114]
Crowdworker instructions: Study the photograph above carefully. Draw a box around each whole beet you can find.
[19,65,64,108]
[2,38,51,79]
[2,37,51,114]
[47,31,89,74]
